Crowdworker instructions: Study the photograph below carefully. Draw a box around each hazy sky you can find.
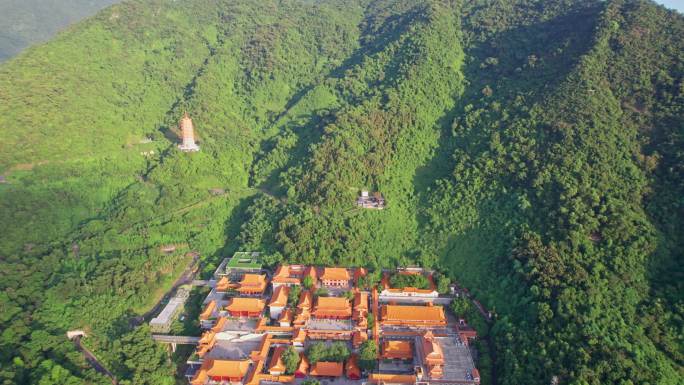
[657,0,684,12]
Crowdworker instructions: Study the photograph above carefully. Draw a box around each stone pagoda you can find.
[178,112,200,152]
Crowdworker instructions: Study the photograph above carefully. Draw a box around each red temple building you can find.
[382,340,413,360]
[310,362,343,377]
[236,274,268,295]
[191,359,250,385]
[200,300,218,321]
[272,265,305,287]
[380,304,447,327]
[226,297,265,317]
[320,268,350,287]
[312,296,352,319]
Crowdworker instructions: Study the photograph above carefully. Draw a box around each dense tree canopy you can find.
[389,273,431,289]
[306,342,350,364]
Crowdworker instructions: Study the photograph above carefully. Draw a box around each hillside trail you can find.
[72,336,118,385]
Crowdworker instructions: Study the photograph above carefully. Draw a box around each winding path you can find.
[72,336,118,385]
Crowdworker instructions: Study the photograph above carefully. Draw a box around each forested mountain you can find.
[0,0,682,384]
[0,0,118,61]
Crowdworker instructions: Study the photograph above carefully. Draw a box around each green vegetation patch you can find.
[305,341,350,364]
[389,273,431,290]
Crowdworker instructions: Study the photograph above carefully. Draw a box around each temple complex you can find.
[178,112,200,152]
[181,260,480,385]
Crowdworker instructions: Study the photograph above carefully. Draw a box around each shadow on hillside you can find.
[218,193,262,260]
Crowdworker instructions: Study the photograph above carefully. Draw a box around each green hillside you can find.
[0,0,682,384]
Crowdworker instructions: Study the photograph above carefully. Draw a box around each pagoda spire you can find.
[178,111,200,152]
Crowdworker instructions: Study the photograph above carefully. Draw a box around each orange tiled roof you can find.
[303,266,318,281]
[353,291,368,311]
[192,359,250,385]
[216,276,233,291]
[270,285,289,307]
[429,365,444,378]
[226,297,265,313]
[273,265,290,279]
[197,334,217,359]
[310,361,343,377]
[368,374,417,384]
[293,309,310,326]
[191,363,209,385]
[207,359,251,378]
[422,331,444,363]
[320,268,350,281]
[241,273,267,285]
[381,304,445,323]
[238,274,268,293]
[200,300,217,320]
[199,331,216,345]
[272,265,303,284]
[313,296,352,318]
[382,340,413,360]
[249,334,272,362]
[293,327,307,342]
[352,330,368,348]
[211,316,228,332]
[278,308,293,324]
[269,346,287,374]
[298,290,313,310]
